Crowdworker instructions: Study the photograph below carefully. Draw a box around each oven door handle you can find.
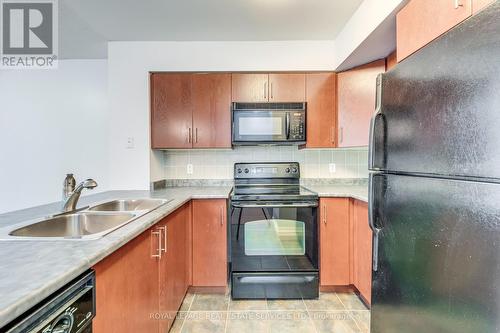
[232,202,318,208]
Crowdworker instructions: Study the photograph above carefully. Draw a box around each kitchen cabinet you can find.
[319,198,372,305]
[231,73,306,102]
[352,200,371,305]
[396,0,472,62]
[159,203,190,332]
[386,51,397,71]
[337,60,385,148]
[268,73,305,102]
[192,74,232,148]
[473,0,494,14]
[192,199,228,287]
[151,73,193,149]
[93,203,191,333]
[304,73,337,148]
[231,73,269,102]
[93,226,160,333]
[319,198,351,286]
[151,73,231,149]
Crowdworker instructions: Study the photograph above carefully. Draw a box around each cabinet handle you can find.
[159,226,167,253]
[331,126,335,144]
[195,128,198,143]
[340,127,344,144]
[220,206,224,226]
[264,81,267,100]
[151,230,162,259]
[454,0,463,8]
[323,205,327,224]
[270,82,274,99]
[188,128,192,143]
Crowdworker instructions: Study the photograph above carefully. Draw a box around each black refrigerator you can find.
[369,3,500,333]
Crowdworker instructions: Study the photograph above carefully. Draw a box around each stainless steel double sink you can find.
[6,199,171,240]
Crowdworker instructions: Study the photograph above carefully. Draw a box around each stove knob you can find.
[285,168,290,173]
[244,168,249,174]
[237,168,242,174]
[292,167,298,173]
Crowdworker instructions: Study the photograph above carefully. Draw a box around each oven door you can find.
[230,201,318,299]
[232,110,288,143]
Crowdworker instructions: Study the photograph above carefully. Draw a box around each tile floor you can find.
[169,291,370,333]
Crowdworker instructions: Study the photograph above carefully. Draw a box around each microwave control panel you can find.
[289,112,306,140]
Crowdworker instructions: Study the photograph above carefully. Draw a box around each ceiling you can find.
[59,0,364,59]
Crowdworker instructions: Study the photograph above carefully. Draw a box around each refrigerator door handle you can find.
[368,173,381,271]
[369,74,384,170]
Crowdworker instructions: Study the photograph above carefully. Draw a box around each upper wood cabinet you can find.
[304,73,336,148]
[231,74,269,102]
[151,73,231,149]
[232,73,306,102]
[320,198,351,286]
[192,199,228,287]
[396,0,472,62]
[386,51,397,71]
[337,60,386,148]
[151,73,193,149]
[268,73,306,102]
[192,74,232,148]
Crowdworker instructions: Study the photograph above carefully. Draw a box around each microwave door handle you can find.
[285,112,290,140]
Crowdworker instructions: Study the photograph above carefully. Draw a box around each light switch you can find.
[187,164,194,174]
[329,163,336,173]
[126,137,135,149]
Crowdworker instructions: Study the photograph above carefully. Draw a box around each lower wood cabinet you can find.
[93,203,190,333]
[319,197,372,305]
[192,199,228,287]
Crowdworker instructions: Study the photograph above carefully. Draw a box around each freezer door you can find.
[369,3,500,179]
[369,173,500,333]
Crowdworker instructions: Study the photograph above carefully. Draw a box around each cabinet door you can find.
[192,199,227,286]
[159,204,190,333]
[268,73,306,102]
[231,74,269,102]
[396,0,472,62]
[353,200,372,305]
[305,73,336,148]
[337,60,385,148]
[192,74,232,148]
[93,229,160,333]
[319,198,351,286]
[473,0,494,14]
[151,73,193,148]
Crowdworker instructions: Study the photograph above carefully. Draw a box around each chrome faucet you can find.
[62,178,98,213]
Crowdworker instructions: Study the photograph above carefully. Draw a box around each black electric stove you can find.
[230,162,319,300]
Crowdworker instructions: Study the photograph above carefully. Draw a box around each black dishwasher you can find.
[4,270,95,333]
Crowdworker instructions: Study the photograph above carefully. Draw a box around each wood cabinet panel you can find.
[319,198,351,286]
[306,73,337,148]
[192,74,232,148]
[386,51,397,71]
[396,0,472,62]
[473,0,494,14]
[353,200,371,305]
[151,73,193,148]
[231,74,269,102]
[337,60,385,147]
[268,73,306,102]
[159,204,190,333]
[192,199,227,287]
[93,229,159,333]
[305,73,336,148]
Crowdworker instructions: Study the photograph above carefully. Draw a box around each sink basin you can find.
[88,198,169,212]
[9,212,136,239]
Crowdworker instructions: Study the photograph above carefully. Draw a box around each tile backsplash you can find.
[159,146,368,180]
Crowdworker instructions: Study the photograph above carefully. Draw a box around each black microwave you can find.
[232,102,306,145]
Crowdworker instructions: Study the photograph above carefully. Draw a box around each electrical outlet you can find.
[126,137,135,149]
[187,164,193,175]
[329,163,336,173]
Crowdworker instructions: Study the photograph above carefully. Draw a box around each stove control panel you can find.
[234,162,300,179]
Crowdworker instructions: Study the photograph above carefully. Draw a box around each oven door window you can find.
[245,219,305,256]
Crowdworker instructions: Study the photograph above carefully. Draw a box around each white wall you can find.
[107,41,337,190]
[0,60,109,213]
